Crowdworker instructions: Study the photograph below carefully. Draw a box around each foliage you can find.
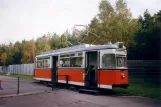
[36,35,51,54]
[0,52,7,66]
[0,0,160,65]
[84,0,139,46]
[21,40,36,63]
[133,10,161,60]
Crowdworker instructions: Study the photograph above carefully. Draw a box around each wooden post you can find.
[0,80,2,90]
[17,77,20,94]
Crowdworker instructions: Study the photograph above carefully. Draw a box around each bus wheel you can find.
[40,81,43,84]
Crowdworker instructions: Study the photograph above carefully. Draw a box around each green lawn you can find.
[113,82,161,100]
[0,73,33,80]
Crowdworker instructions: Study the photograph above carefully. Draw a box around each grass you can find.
[0,73,33,80]
[112,82,161,100]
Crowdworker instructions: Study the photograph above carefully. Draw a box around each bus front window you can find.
[116,56,127,67]
[102,54,116,68]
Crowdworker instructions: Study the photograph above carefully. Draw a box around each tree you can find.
[21,40,36,63]
[66,31,79,45]
[12,41,23,64]
[98,0,114,21]
[85,17,102,44]
[85,0,139,46]
[49,30,79,49]
[36,35,51,55]
[0,52,7,66]
[59,33,69,48]
[134,10,161,60]
[49,33,60,49]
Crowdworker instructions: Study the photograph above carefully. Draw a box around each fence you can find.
[0,63,34,75]
[128,60,160,83]
[0,61,160,83]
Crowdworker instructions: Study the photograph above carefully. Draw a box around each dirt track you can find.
[0,76,50,96]
[0,89,160,107]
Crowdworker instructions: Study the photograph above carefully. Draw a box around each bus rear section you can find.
[98,69,128,89]
[34,56,52,82]
[98,49,128,89]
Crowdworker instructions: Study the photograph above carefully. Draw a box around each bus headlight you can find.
[83,73,85,80]
[122,73,125,78]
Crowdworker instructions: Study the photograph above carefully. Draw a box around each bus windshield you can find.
[101,54,127,68]
[116,56,127,67]
[102,54,116,68]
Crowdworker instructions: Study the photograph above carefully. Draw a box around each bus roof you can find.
[36,42,126,58]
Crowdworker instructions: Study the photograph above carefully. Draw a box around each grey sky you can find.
[0,0,161,44]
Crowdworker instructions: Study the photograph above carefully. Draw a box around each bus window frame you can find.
[101,54,116,68]
[59,52,84,68]
[100,49,127,69]
[100,49,116,69]
[35,56,51,69]
[115,55,127,68]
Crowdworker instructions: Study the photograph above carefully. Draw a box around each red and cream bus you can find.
[34,42,128,89]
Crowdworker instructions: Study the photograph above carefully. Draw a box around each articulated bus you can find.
[34,42,128,89]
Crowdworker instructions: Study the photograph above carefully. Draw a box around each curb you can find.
[0,90,51,99]
[119,96,161,101]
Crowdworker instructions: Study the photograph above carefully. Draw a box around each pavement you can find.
[0,75,161,107]
[0,89,160,107]
[0,76,50,96]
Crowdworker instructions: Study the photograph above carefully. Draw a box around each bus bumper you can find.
[112,84,129,88]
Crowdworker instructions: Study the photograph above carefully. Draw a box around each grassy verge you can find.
[113,82,161,100]
[0,73,33,80]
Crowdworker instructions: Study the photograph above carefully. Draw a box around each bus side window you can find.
[59,60,63,67]
[44,59,50,68]
[36,60,43,68]
[36,58,50,68]
[70,57,82,67]
[60,53,83,68]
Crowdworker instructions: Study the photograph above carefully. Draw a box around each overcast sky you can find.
[0,0,161,44]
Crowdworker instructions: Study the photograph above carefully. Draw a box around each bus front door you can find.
[85,51,98,89]
[52,56,58,82]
